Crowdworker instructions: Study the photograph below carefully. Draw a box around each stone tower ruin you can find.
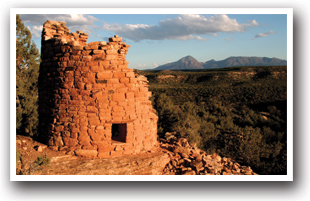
[38,20,158,158]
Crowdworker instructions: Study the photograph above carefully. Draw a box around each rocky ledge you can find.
[16,134,257,175]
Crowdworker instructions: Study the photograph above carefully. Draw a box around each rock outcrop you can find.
[16,134,257,175]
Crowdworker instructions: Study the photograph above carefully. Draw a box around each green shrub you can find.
[34,155,51,166]
[16,150,20,163]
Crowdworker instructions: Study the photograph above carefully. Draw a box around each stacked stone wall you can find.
[38,20,158,158]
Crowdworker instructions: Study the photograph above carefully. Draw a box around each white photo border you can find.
[10,7,293,181]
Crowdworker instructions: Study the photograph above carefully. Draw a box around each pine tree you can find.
[16,14,40,138]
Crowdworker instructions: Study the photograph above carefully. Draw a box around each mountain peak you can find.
[155,55,203,70]
[180,55,197,61]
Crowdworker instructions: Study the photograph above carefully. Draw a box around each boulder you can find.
[183,170,196,175]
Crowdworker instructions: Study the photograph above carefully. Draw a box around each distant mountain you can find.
[202,56,287,69]
[154,56,287,70]
[155,55,204,70]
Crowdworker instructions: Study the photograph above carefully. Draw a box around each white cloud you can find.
[19,14,99,38]
[225,37,232,41]
[153,63,159,67]
[69,14,89,23]
[138,63,147,68]
[245,19,259,27]
[102,14,259,42]
[26,25,43,38]
[208,33,218,37]
[174,35,209,41]
[255,31,276,38]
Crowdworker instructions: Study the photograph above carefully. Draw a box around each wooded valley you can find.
[136,66,287,175]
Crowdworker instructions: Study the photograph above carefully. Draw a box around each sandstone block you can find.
[96,72,112,79]
[88,45,98,50]
[60,61,68,68]
[61,45,70,53]
[75,61,85,67]
[105,54,118,60]
[93,50,105,55]
[70,55,80,60]
[75,149,97,158]
[54,136,64,146]
[118,64,128,69]
[88,119,101,126]
[110,151,123,157]
[107,78,120,84]
[34,145,46,152]
[49,146,58,151]
[88,41,99,46]
[72,46,83,51]
[113,72,126,78]
[112,116,123,122]
[126,72,135,78]
[125,92,135,99]
[112,93,125,102]
[78,135,91,141]
[112,111,126,117]
[81,50,92,55]
[114,146,124,151]
[90,65,99,72]
[120,78,130,84]
[82,145,97,150]
[63,137,78,147]
[122,149,133,155]
[134,92,144,98]
[91,141,109,147]
[55,125,64,132]
[86,106,96,112]
[98,152,110,158]
[215,155,222,163]
[183,170,196,175]
[118,49,126,54]
[99,60,110,67]
[90,134,103,141]
[79,141,91,146]
[99,41,107,46]
[112,105,123,112]
[98,146,114,153]
[82,56,92,62]
[105,49,118,55]
[71,132,78,139]
[110,60,123,65]
[61,131,71,137]
[71,50,80,55]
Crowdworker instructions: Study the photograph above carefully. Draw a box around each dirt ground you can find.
[15,135,169,175]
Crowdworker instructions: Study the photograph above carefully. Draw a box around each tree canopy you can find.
[16,14,40,138]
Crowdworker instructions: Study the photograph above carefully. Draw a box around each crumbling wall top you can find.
[42,20,127,49]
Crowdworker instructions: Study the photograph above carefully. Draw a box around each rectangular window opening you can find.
[111,123,127,143]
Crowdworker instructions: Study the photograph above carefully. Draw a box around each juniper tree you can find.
[16,14,40,138]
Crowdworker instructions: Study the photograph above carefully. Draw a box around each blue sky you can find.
[19,13,287,70]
